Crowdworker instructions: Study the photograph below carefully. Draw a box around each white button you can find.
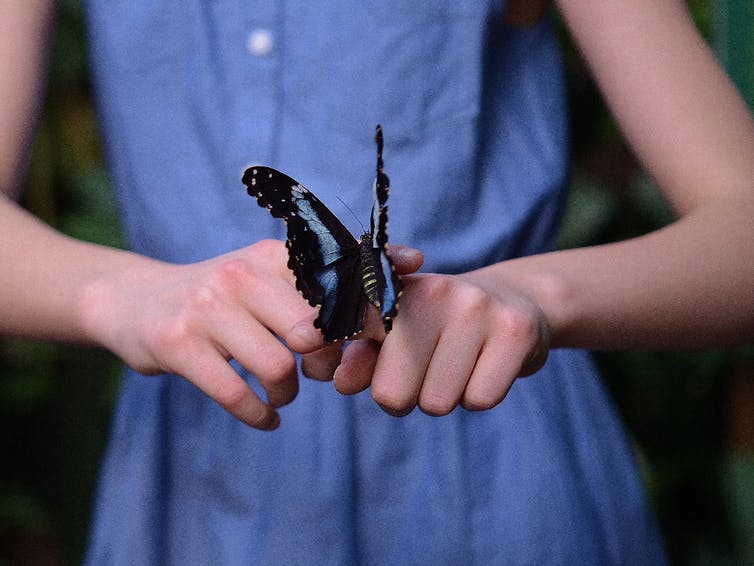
[247,29,274,56]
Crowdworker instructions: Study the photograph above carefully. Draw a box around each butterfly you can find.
[242,125,402,341]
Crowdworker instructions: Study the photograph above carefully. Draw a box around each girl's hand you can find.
[81,239,325,430]
[329,271,550,417]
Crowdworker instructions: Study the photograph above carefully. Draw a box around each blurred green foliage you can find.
[1,1,753,564]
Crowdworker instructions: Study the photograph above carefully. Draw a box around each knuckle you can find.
[419,277,493,323]
[216,258,268,297]
[214,381,251,413]
[457,284,489,310]
[421,275,455,303]
[261,353,297,385]
[184,281,222,314]
[497,306,540,344]
[453,286,491,323]
[218,258,253,286]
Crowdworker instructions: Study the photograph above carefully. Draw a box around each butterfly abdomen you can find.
[359,233,382,308]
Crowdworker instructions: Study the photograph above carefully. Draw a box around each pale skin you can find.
[2,1,754,429]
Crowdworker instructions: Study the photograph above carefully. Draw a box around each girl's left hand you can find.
[304,270,550,417]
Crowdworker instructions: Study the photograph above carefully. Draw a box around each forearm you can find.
[0,195,161,344]
[494,0,754,350]
[469,195,754,350]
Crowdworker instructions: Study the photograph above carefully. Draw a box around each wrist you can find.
[76,247,168,352]
[462,257,578,349]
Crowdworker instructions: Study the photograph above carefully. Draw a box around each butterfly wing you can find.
[242,166,367,340]
[369,125,402,332]
[310,257,368,341]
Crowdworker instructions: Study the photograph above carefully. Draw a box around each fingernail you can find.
[390,245,419,261]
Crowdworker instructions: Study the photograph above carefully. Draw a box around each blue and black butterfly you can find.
[242,125,402,341]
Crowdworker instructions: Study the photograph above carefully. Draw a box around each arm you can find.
[0,0,55,198]
[333,0,754,414]
[530,0,754,349]
[0,3,321,429]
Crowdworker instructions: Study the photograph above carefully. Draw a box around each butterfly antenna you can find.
[336,195,367,234]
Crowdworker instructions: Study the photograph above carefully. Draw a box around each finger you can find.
[208,307,299,408]
[460,325,539,412]
[519,318,550,376]
[370,325,436,417]
[333,339,380,395]
[460,340,516,412]
[175,349,281,430]
[302,342,343,381]
[215,258,324,353]
[417,325,485,416]
[386,244,424,275]
[461,305,548,410]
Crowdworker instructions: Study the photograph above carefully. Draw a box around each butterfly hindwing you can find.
[242,125,401,341]
[313,256,369,341]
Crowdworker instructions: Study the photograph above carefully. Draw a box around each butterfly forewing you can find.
[242,166,366,339]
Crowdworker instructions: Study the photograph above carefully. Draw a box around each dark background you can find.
[1,1,753,564]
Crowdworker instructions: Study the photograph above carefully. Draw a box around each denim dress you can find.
[84,2,667,564]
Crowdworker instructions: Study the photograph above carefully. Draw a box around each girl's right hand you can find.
[81,239,325,430]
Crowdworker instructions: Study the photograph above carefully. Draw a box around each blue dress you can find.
[84,2,667,564]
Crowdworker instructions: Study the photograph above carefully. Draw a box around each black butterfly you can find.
[242,125,402,341]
